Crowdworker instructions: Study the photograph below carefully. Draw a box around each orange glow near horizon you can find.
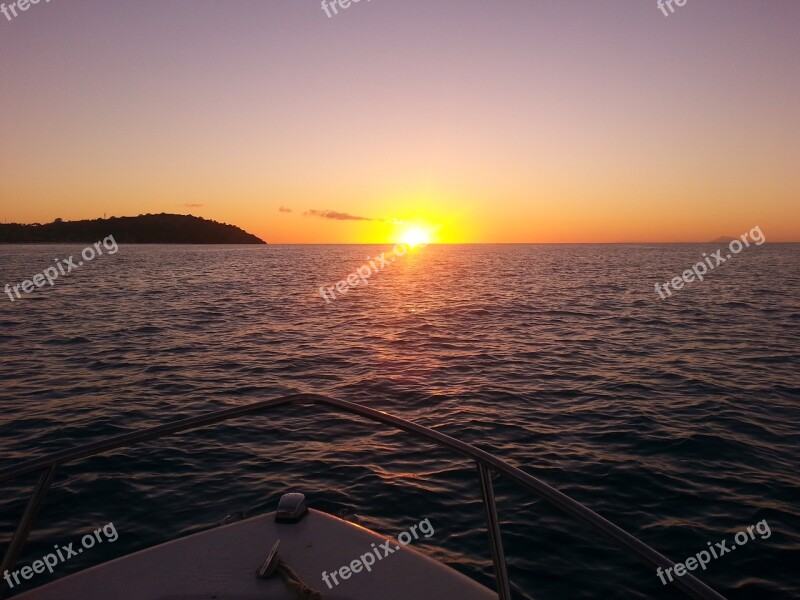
[1,3,799,243]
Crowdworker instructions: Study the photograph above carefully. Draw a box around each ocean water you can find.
[0,243,798,600]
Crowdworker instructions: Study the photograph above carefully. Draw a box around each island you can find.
[0,214,267,244]
[708,236,737,244]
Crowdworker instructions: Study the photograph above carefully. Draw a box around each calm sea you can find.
[1,244,798,599]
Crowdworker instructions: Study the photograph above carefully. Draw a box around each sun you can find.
[399,227,431,248]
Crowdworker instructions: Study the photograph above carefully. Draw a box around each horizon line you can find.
[3,241,799,245]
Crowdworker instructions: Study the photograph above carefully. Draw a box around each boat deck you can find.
[15,509,497,600]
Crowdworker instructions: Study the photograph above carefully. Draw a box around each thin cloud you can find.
[183,203,204,208]
[278,206,293,213]
[303,209,373,221]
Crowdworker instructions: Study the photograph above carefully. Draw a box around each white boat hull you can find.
[16,509,497,600]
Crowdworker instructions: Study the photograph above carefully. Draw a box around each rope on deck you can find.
[276,559,323,600]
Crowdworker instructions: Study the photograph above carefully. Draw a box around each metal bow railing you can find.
[0,393,727,600]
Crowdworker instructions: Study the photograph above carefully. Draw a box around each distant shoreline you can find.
[2,241,797,245]
[0,214,266,245]
[203,241,799,245]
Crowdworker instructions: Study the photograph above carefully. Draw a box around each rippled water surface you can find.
[1,244,798,599]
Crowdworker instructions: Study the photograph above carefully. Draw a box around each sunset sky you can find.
[1,1,798,243]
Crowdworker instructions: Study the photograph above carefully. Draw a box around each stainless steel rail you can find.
[0,393,728,600]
